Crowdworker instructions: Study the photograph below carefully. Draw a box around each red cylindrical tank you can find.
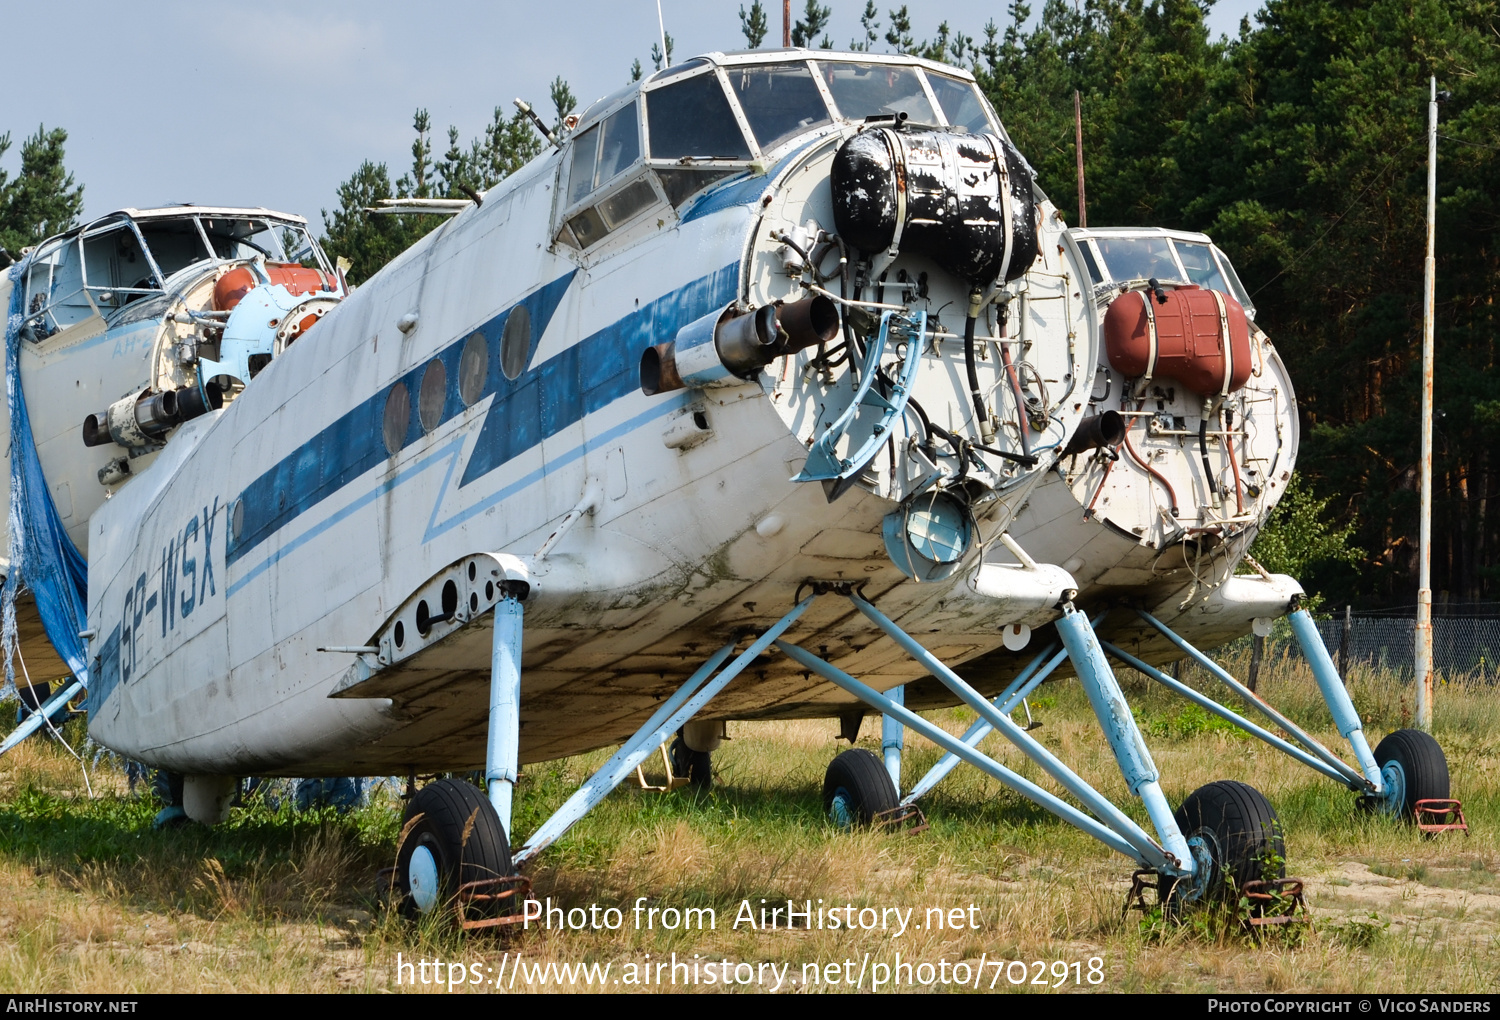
[213,263,333,312]
[1103,285,1252,397]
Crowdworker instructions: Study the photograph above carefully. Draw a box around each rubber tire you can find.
[1373,728,1449,819]
[1173,780,1285,902]
[396,778,512,919]
[670,738,713,790]
[822,748,898,828]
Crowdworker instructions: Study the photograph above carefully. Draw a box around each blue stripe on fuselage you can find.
[226,262,739,570]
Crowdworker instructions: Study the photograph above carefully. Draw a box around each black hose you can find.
[963,307,987,439]
[1199,415,1218,499]
[972,442,1040,468]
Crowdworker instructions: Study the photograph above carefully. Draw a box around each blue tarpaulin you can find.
[3,258,90,696]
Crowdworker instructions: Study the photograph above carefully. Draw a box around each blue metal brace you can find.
[776,638,1173,870]
[1100,639,1359,788]
[511,597,814,867]
[486,592,525,836]
[0,679,84,756]
[881,685,905,796]
[1287,608,1384,791]
[842,595,1189,874]
[795,311,925,484]
[903,635,1082,805]
[1135,609,1373,792]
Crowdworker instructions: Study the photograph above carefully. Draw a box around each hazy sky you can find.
[6,1,1265,233]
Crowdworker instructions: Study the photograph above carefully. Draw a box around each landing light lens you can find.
[907,496,970,564]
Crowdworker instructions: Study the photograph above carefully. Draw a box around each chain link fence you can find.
[1292,604,1500,682]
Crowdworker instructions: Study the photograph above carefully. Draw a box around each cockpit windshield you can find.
[926,72,992,132]
[647,73,752,160]
[1094,236,1182,284]
[560,54,1002,251]
[19,212,329,340]
[817,62,937,123]
[725,63,831,152]
[1078,232,1257,318]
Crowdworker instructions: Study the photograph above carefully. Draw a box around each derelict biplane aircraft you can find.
[1,48,1454,926]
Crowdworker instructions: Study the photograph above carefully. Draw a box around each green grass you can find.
[0,652,1495,992]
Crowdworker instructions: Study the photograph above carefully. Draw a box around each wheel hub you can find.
[829,788,856,829]
[1375,759,1407,816]
[408,844,440,913]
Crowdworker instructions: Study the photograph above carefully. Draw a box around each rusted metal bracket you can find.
[1123,869,1162,917]
[873,803,928,835]
[1240,878,1310,929]
[456,874,535,931]
[1414,798,1469,837]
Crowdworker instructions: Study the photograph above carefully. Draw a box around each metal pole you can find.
[1074,90,1087,228]
[881,685,904,796]
[655,0,669,68]
[1339,605,1352,679]
[1415,76,1438,731]
[486,592,525,836]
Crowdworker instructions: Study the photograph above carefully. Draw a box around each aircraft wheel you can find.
[1173,780,1285,904]
[670,738,712,790]
[1373,729,1449,819]
[396,779,512,919]
[822,748,897,829]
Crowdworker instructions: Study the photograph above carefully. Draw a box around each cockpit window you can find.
[200,218,287,261]
[817,62,937,123]
[646,72,753,160]
[1174,241,1230,292]
[926,73,993,133]
[83,224,158,297]
[1209,246,1256,318]
[1094,236,1183,284]
[726,63,831,152]
[567,125,601,205]
[136,218,213,279]
[567,104,640,207]
[596,103,641,190]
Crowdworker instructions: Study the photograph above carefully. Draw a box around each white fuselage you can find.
[83,116,1097,775]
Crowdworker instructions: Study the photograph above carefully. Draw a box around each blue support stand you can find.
[486,591,525,837]
[512,597,814,867]
[882,686,905,797]
[1287,608,1383,791]
[1054,605,1195,871]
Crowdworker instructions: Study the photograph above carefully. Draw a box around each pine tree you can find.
[0,125,84,255]
[851,1,880,51]
[550,77,577,129]
[884,5,915,53]
[791,0,831,47]
[740,1,768,48]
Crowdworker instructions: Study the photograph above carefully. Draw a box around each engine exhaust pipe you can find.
[640,296,840,396]
[83,380,225,449]
[641,304,776,396]
[775,294,839,355]
[1062,410,1126,456]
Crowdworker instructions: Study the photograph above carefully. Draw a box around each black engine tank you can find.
[830,127,1038,285]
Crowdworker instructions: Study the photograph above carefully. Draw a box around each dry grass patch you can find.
[0,656,1496,992]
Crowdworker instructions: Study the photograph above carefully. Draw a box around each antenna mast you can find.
[1415,76,1439,730]
[656,0,669,68]
[1074,90,1087,228]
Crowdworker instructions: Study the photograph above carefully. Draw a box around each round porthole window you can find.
[383,381,411,455]
[500,304,532,381]
[418,359,446,432]
[459,332,488,406]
